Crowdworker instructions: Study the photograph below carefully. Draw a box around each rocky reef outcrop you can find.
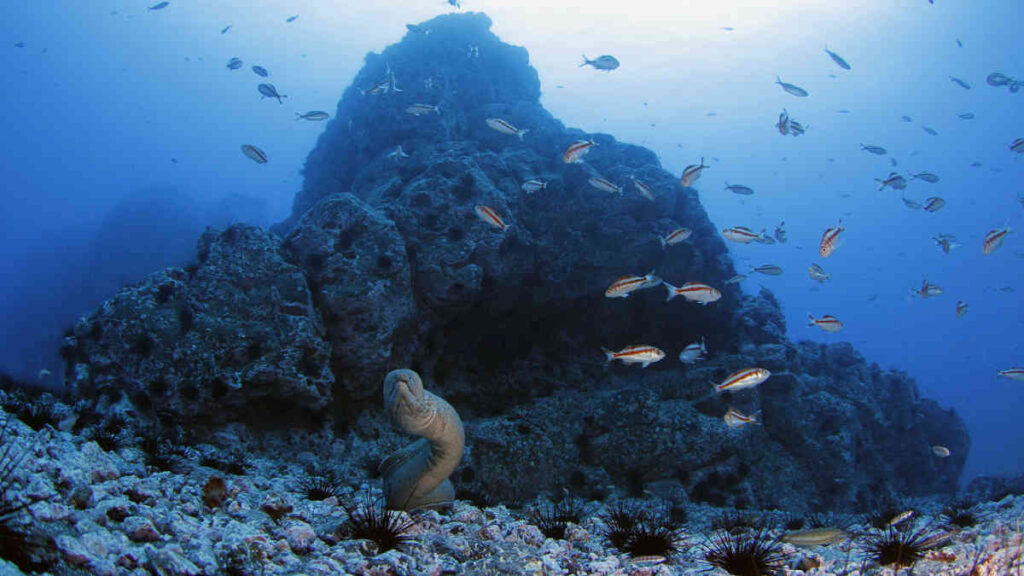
[63,12,967,511]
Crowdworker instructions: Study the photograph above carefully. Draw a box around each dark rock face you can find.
[283,194,416,401]
[64,225,333,428]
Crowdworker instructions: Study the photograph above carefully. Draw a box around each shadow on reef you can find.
[62,11,967,512]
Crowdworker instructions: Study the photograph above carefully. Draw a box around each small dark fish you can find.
[901,115,913,122]
[890,158,898,167]
[776,76,808,97]
[751,264,784,276]
[241,144,268,164]
[580,54,620,71]
[970,161,982,167]
[226,57,242,70]
[221,25,232,34]
[950,76,971,90]
[257,83,286,103]
[14,42,24,48]
[911,172,939,183]
[721,26,735,31]
[725,182,754,195]
[987,72,1012,87]
[922,126,938,136]
[296,111,329,121]
[958,112,975,119]
[824,46,851,70]
[286,15,299,23]
[837,109,850,114]
[860,144,887,155]
[252,65,269,77]
[148,1,169,10]
[956,39,962,48]
[170,158,178,164]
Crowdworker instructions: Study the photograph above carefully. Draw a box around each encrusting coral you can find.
[380,369,464,510]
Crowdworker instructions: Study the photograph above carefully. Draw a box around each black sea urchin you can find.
[865,525,943,570]
[340,493,416,553]
[704,527,786,576]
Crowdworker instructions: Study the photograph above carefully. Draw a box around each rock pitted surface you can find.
[63,11,968,512]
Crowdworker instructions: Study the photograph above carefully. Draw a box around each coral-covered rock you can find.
[64,224,333,429]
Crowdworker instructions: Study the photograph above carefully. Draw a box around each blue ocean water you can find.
[0,0,1021,485]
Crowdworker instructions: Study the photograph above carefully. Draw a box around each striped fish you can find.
[912,172,940,183]
[680,157,708,187]
[998,368,1024,381]
[923,197,946,213]
[725,274,746,284]
[603,345,665,368]
[362,77,391,95]
[664,282,721,305]
[982,227,1011,255]
[809,314,843,332]
[605,272,660,298]
[563,139,596,163]
[521,179,547,194]
[1011,138,1024,154]
[474,205,508,231]
[860,144,887,155]
[631,178,656,200]
[875,172,907,191]
[750,264,783,276]
[240,144,268,164]
[956,301,968,318]
[714,368,770,394]
[678,338,707,364]
[914,279,943,299]
[660,228,692,248]
[782,528,848,548]
[485,118,528,140]
[808,264,831,283]
[819,219,844,258]
[722,226,761,244]
[777,109,790,135]
[723,407,759,428]
[588,177,621,194]
[406,103,439,116]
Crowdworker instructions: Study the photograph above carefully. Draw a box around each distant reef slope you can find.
[65,12,967,511]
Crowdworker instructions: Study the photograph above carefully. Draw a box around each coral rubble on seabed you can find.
[0,411,1021,576]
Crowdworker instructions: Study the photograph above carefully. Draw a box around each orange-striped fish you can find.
[913,279,943,299]
[923,197,946,213]
[680,157,709,187]
[956,301,968,318]
[722,226,762,244]
[931,445,951,458]
[982,227,1011,255]
[664,282,721,305]
[241,144,268,164]
[631,178,656,200]
[660,228,692,248]
[474,205,508,231]
[808,314,843,332]
[486,118,528,140]
[563,139,596,163]
[998,368,1024,381]
[819,219,844,258]
[723,407,760,428]
[603,345,665,367]
[714,368,770,394]
[605,272,661,298]
[588,176,621,194]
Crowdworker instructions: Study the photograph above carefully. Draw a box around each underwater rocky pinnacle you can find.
[62,11,968,513]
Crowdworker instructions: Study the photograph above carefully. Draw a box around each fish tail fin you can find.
[518,129,529,141]
[295,113,302,120]
[751,411,762,424]
[580,54,589,67]
[660,236,667,249]
[601,347,614,363]
[664,283,678,301]
[808,313,816,326]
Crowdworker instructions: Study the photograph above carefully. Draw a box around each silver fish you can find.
[387,146,409,160]
[808,264,831,283]
[750,264,783,276]
[901,196,923,210]
[911,172,939,183]
[257,83,286,103]
[922,126,938,136]
[923,197,946,213]
[754,231,776,245]
[580,54,620,71]
[252,65,269,77]
[860,144,887,155]
[958,112,975,120]
[788,120,806,136]
[776,76,808,97]
[725,182,754,195]
[901,115,913,122]
[679,338,708,364]
[774,222,787,244]
[240,144,267,164]
[824,46,851,70]
[950,76,971,90]
[226,57,243,70]
[296,111,329,121]
[406,103,440,116]
[725,275,746,285]
[148,1,169,10]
